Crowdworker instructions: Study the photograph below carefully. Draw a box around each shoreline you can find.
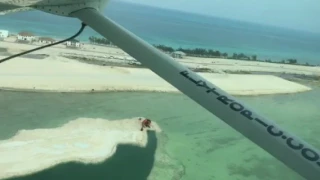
[0,87,312,97]
[0,41,317,96]
[0,64,312,96]
[66,55,320,84]
[3,33,319,66]
[0,87,178,94]
[72,56,320,81]
[59,51,320,76]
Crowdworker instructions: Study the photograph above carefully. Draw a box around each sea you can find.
[0,1,320,64]
[1,86,320,180]
[0,1,320,180]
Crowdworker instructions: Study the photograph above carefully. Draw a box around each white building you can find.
[66,39,82,48]
[171,51,186,59]
[17,31,35,42]
[38,37,55,44]
[0,30,9,39]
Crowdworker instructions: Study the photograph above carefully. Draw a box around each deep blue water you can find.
[0,1,320,64]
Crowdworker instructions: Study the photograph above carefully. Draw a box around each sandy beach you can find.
[0,40,316,95]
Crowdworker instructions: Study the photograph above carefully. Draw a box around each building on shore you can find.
[17,31,35,43]
[0,30,9,40]
[171,51,186,59]
[38,37,56,44]
[66,39,82,49]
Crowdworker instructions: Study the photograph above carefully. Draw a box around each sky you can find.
[118,0,320,33]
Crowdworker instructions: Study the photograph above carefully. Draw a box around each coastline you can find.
[0,57,312,96]
[0,87,179,94]
[0,86,311,96]
[0,40,317,96]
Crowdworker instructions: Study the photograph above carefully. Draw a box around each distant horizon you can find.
[117,0,320,34]
[1,0,319,64]
[0,0,319,35]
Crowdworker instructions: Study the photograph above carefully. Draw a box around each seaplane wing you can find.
[0,0,108,15]
[0,0,99,6]
[0,1,30,15]
[0,6,32,15]
[0,0,319,179]
[0,0,51,14]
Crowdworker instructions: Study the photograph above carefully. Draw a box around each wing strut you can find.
[71,8,320,179]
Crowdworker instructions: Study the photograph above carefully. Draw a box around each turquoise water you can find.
[0,1,320,64]
[1,84,319,179]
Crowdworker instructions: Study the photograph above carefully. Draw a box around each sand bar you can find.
[181,57,320,76]
[0,56,311,95]
[0,117,161,179]
[1,41,319,76]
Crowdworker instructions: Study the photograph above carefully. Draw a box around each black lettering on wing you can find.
[241,110,254,120]
[217,95,234,105]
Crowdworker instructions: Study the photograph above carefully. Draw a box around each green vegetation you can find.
[88,36,313,67]
[88,36,113,45]
[153,44,314,66]
[70,39,79,42]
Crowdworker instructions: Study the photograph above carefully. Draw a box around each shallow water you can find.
[0,85,319,179]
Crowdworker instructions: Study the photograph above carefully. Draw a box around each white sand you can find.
[1,41,319,76]
[0,41,314,95]
[0,117,161,179]
[0,55,311,95]
[180,57,320,76]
